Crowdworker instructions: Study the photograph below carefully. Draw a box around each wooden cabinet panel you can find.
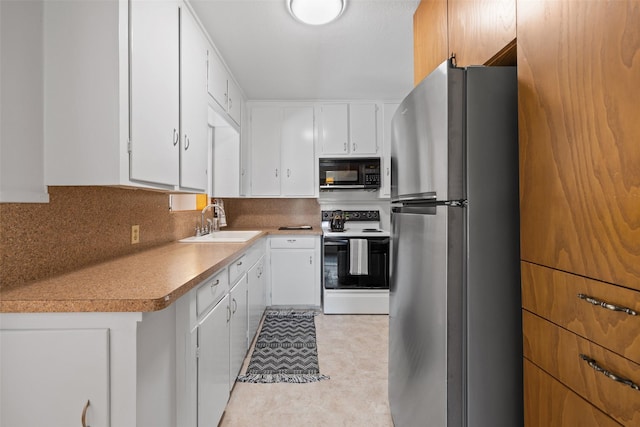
[447,0,516,67]
[523,311,640,425]
[413,0,448,85]
[522,262,640,364]
[518,0,640,289]
[524,359,620,427]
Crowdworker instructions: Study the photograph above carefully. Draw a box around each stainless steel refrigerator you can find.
[388,59,523,427]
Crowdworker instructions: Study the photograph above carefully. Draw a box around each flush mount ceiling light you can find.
[288,0,346,26]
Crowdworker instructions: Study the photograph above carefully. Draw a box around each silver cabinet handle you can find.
[577,293,637,316]
[287,239,296,243]
[386,167,390,176]
[236,261,243,267]
[579,354,640,391]
[173,128,179,146]
[309,256,312,265]
[227,304,231,322]
[353,143,357,151]
[343,142,347,152]
[275,168,279,177]
[287,168,291,177]
[229,98,233,109]
[184,135,190,150]
[232,298,238,314]
[210,279,220,292]
[81,400,90,427]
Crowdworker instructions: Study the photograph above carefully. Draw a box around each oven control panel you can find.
[321,210,380,222]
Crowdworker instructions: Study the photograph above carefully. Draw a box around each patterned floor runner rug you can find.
[237,310,330,384]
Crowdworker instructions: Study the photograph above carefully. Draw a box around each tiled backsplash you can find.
[0,188,321,289]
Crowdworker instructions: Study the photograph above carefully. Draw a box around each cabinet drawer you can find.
[524,359,619,427]
[270,236,316,249]
[522,262,640,364]
[523,311,640,425]
[228,255,247,285]
[196,269,228,317]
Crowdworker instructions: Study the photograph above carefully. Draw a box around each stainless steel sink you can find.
[179,230,262,243]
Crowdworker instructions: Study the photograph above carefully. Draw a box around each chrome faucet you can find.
[200,200,226,235]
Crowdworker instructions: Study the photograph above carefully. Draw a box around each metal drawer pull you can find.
[577,293,637,316]
[81,400,90,427]
[210,279,220,290]
[236,261,243,267]
[579,354,640,391]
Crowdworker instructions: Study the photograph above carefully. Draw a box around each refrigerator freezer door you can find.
[390,60,465,203]
[389,205,464,427]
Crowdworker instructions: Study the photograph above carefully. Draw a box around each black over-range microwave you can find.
[319,158,381,190]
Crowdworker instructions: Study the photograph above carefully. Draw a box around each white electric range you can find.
[321,210,390,314]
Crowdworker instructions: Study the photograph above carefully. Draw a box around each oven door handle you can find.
[324,240,350,246]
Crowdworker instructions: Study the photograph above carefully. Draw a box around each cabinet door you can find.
[413,0,448,85]
[212,126,241,197]
[250,106,282,196]
[247,256,265,343]
[320,104,349,155]
[207,46,228,111]
[350,103,378,155]
[129,0,179,187]
[229,276,248,388]
[281,106,315,196]
[227,78,242,125]
[197,295,230,427]
[0,329,110,427]
[518,0,640,289]
[271,249,317,306]
[180,7,208,192]
[523,360,619,427]
[381,103,399,197]
[448,0,516,67]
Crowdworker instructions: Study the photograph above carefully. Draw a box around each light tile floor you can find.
[220,313,393,426]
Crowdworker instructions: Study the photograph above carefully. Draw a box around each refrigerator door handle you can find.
[391,192,437,204]
[392,205,438,215]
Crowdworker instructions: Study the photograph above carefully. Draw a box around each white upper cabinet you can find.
[249,105,315,197]
[207,45,243,126]
[319,104,349,154]
[249,106,282,196]
[381,103,399,198]
[281,107,315,196]
[349,104,378,155]
[207,48,228,110]
[180,7,209,191]
[129,0,180,187]
[227,79,242,125]
[320,103,378,156]
[42,0,223,193]
[0,0,49,203]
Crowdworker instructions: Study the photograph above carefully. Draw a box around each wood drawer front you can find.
[524,359,620,427]
[522,262,640,364]
[523,311,640,425]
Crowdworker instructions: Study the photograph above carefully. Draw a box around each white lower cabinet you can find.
[247,255,266,341]
[269,236,321,307]
[0,328,110,427]
[197,295,230,427]
[0,311,161,427]
[229,275,248,389]
[176,239,266,427]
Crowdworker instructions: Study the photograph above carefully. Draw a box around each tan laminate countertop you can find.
[0,228,321,313]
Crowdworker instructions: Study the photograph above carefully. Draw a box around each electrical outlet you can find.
[131,225,140,244]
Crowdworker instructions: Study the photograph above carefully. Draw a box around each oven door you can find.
[323,237,389,289]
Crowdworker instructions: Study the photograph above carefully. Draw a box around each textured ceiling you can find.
[189,0,420,101]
